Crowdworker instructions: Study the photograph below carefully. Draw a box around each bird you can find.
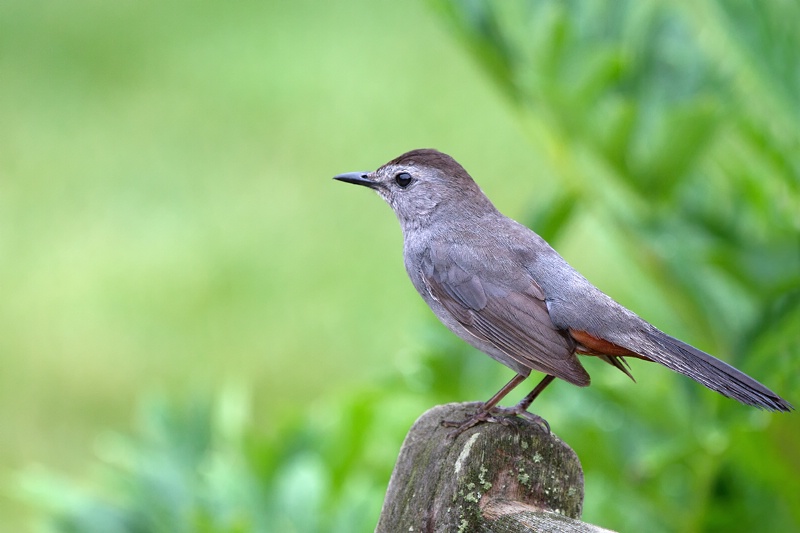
[334,148,792,432]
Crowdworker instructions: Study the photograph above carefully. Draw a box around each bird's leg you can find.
[490,374,556,433]
[442,373,527,436]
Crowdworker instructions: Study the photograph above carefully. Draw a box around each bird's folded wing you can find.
[421,243,589,386]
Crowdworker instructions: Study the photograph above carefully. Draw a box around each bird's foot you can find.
[441,407,493,437]
[441,404,550,438]
[491,404,550,434]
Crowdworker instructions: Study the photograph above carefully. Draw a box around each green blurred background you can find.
[2,1,798,532]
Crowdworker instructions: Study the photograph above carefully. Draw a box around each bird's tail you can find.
[640,327,792,412]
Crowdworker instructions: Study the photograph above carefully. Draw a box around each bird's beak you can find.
[333,171,377,188]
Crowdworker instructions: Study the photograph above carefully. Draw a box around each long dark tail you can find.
[639,326,792,411]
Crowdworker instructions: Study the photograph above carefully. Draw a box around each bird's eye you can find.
[394,172,413,188]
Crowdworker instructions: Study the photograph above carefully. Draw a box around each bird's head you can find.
[334,149,495,230]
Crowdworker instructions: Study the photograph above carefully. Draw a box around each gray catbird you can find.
[334,148,792,431]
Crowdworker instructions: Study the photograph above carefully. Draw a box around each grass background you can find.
[2,1,798,531]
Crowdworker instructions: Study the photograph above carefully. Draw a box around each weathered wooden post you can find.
[376,403,614,532]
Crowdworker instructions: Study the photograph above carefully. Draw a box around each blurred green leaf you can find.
[522,191,578,243]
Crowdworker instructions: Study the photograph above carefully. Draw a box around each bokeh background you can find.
[2,1,798,531]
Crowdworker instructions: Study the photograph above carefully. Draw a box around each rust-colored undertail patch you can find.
[569,329,651,360]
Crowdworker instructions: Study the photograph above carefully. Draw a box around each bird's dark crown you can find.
[386,149,472,182]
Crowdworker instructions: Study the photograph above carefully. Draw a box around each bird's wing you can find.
[420,241,589,386]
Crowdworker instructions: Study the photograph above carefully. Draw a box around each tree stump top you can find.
[376,402,614,533]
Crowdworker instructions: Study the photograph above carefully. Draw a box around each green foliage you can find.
[428,0,800,531]
[17,392,377,533]
[14,327,495,533]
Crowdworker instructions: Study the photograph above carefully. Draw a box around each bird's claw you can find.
[441,404,550,438]
[491,405,551,434]
[441,409,492,437]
